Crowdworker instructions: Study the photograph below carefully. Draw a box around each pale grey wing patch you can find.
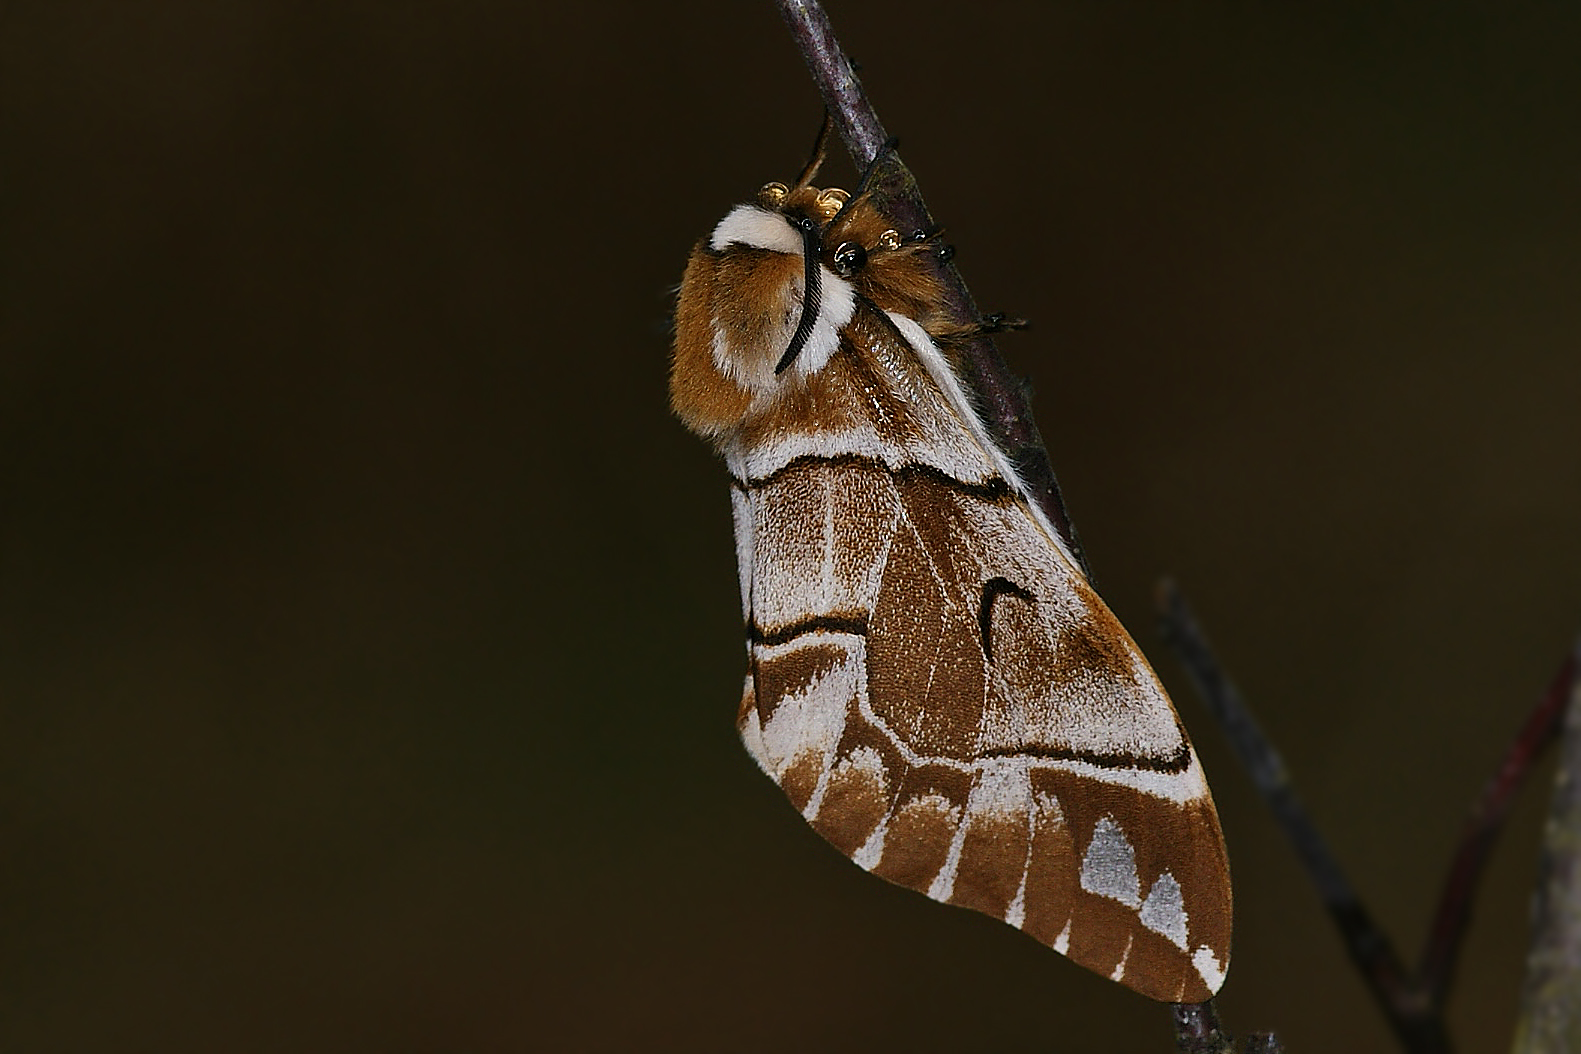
[741,460,900,635]
[1193,947,1228,994]
[1080,815,1142,907]
[994,797,1225,1001]
[836,745,1227,999]
[1139,872,1189,951]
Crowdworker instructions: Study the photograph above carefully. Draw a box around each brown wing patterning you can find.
[673,174,1231,1003]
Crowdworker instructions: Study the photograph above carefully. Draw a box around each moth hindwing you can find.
[670,164,1232,1004]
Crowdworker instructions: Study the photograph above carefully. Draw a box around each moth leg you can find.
[929,313,1031,347]
[974,312,1029,335]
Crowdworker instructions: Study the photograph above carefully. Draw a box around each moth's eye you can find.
[832,240,868,277]
[877,229,902,251]
[758,182,789,208]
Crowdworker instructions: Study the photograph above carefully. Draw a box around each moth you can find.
[670,135,1231,1003]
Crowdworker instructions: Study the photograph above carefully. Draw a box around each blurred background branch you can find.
[1162,582,1581,1051]
[1512,640,1581,1052]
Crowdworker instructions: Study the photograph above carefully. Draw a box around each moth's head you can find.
[671,177,946,440]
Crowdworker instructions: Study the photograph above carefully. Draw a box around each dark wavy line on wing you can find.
[978,739,1194,774]
[747,613,870,648]
[731,453,1015,504]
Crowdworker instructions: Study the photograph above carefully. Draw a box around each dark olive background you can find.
[5,3,1581,1051]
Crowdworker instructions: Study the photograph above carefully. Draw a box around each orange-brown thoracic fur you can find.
[671,187,948,442]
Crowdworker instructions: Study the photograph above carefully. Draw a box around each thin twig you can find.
[1512,637,1581,1053]
[1419,646,1579,1006]
[1154,582,1356,908]
[1156,580,1446,1052]
[772,0,1090,577]
[1172,1001,1284,1054]
[1171,1001,1236,1053]
[774,1,887,165]
[1160,581,1581,1052]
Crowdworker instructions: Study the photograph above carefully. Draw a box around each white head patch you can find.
[709,205,803,254]
[707,205,855,391]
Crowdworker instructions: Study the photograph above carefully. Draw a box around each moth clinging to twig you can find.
[671,128,1232,1003]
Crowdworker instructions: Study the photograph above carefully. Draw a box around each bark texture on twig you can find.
[1172,1000,1236,1053]
[1513,639,1581,1054]
[1172,1000,1283,1053]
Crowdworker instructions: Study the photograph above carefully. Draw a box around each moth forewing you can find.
[672,174,1231,1004]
